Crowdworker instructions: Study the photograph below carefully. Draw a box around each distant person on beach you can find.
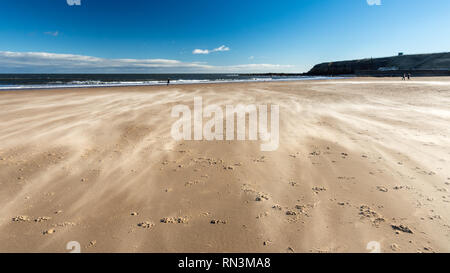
[402,73,406,80]
[407,73,411,80]
[167,79,170,85]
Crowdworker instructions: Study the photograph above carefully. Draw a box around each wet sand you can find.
[0,78,449,253]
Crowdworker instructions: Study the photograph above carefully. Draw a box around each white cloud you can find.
[66,0,81,6]
[192,45,230,55]
[44,31,59,37]
[367,0,381,6]
[0,51,295,73]
[213,45,230,52]
[192,49,210,55]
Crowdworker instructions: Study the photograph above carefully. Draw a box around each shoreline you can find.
[1,76,450,93]
[0,76,347,92]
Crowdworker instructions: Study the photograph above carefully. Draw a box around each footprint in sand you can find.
[34,217,51,222]
[272,205,283,211]
[312,187,327,194]
[255,193,270,201]
[391,224,413,234]
[359,205,385,226]
[210,219,227,224]
[376,186,389,192]
[160,217,189,224]
[12,215,31,222]
[253,156,266,163]
[137,221,154,229]
[43,229,56,235]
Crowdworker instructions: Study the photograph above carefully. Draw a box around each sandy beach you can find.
[0,78,449,253]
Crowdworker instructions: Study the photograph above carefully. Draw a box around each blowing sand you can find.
[0,78,450,253]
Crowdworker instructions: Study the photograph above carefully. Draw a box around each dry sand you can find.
[0,78,449,253]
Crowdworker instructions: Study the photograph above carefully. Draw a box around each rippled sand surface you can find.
[1,78,449,253]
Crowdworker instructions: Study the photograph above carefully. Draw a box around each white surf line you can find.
[0,77,348,91]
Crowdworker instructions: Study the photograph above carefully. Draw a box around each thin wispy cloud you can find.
[192,45,230,55]
[214,45,230,52]
[0,51,294,73]
[44,31,59,37]
[192,49,210,55]
[367,0,381,6]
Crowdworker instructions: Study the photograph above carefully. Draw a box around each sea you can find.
[0,74,339,90]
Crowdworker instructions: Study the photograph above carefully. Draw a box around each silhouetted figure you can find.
[407,73,411,80]
[402,73,406,80]
[167,79,170,85]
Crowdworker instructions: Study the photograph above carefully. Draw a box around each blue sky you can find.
[0,0,449,73]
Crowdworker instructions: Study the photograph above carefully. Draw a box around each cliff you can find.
[307,52,450,76]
